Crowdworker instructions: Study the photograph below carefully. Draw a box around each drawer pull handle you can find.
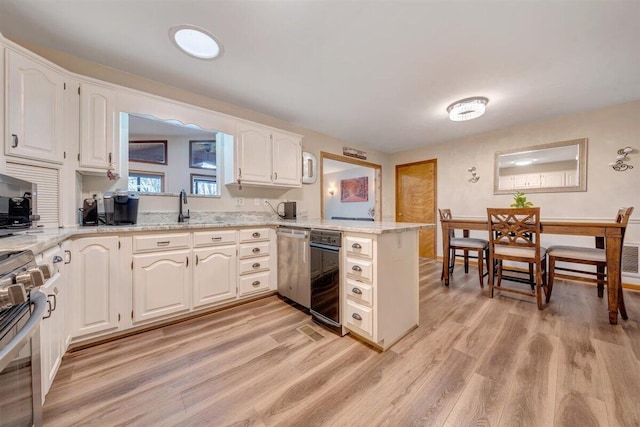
[352,313,362,321]
[252,262,261,269]
[157,241,170,246]
[252,248,261,254]
[252,232,261,238]
[11,134,19,148]
[252,280,261,287]
[352,243,362,249]
[352,288,362,295]
[53,255,63,263]
[211,237,222,241]
[352,265,362,272]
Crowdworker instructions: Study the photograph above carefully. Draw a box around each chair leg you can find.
[619,283,628,321]
[529,263,535,290]
[536,266,543,310]
[488,255,494,298]
[596,265,605,298]
[546,257,555,303]
[497,260,503,289]
[464,249,469,273]
[477,249,484,288]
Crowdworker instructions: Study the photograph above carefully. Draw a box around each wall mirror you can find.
[494,138,587,194]
[126,114,224,197]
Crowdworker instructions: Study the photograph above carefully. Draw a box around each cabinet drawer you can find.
[193,230,237,247]
[345,278,373,306]
[346,258,373,283]
[345,236,373,259]
[239,228,270,242]
[239,256,270,275]
[133,233,190,253]
[239,271,271,296]
[239,241,270,258]
[346,300,373,336]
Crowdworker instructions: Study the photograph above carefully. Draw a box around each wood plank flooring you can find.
[43,260,640,426]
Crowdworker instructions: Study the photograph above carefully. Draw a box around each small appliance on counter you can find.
[79,198,99,226]
[280,201,297,220]
[103,190,140,225]
[0,173,39,236]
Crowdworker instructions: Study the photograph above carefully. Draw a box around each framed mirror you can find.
[494,138,587,194]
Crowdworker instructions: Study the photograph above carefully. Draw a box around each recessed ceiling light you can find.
[447,96,489,121]
[169,25,223,60]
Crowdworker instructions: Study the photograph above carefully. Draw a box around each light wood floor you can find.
[43,259,640,426]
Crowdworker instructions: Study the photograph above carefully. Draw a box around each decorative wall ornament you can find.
[468,166,480,183]
[609,146,634,171]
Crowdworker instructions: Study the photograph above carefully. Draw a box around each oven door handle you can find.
[310,242,340,251]
[0,292,47,372]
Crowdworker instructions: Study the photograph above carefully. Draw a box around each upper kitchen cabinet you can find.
[5,48,65,164]
[78,81,117,172]
[224,122,302,188]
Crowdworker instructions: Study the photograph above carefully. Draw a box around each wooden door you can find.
[396,160,437,258]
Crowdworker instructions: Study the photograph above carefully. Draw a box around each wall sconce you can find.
[468,167,480,183]
[609,146,634,171]
[328,188,335,196]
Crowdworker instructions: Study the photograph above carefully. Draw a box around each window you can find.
[129,171,165,193]
[191,174,217,195]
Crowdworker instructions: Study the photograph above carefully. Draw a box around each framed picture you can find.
[129,140,167,165]
[340,176,368,202]
[189,140,217,169]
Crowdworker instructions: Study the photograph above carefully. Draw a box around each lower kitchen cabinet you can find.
[132,249,191,323]
[39,270,64,400]
[71,236,120,338]
[193,245,237,308]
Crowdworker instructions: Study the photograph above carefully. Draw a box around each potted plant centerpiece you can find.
[510,191,533,208]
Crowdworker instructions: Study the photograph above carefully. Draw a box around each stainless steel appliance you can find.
[277,227,310,308]
[0,173,39,236]
[0,250,49,427]
[103,190,140,225]
[310,229,344,335]
[282,201,296,220]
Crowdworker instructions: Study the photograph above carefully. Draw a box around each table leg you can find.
[595,236,605,298]
[442,223,451,286]
[605,232,622,325]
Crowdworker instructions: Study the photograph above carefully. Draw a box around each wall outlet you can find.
[236,197,244,206]
[254,198,261,206]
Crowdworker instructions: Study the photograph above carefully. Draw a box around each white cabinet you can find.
[70,236,120,338]
[343,231,419,350]
[225,122,302,188]
[193,244,237,308]
[238,228,275,296]
[6,49,65,164]
[514,173,541,188]
[39,244,67,400]
[131,233,191,324]
[79,81,117,171]
[540,171,565,187]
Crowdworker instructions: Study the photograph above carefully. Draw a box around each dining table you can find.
[440,217,627,325]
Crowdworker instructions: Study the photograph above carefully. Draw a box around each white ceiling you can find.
[2,1,640,153]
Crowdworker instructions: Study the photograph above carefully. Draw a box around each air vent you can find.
[297,325,325,342]
[622,244,639,274]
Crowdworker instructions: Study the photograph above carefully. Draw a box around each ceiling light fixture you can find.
[169,25,223,60]
[447,96,489,121]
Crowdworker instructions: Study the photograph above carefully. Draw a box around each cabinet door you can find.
[193,245,237,308]
[6,50,64,163]
[540,171,565,188]
[237,124,272,184]
[40,272,63,400]
[133,250,190,323]
[71,236,120,337]
[79,82,116,170]
[272,131,302,186]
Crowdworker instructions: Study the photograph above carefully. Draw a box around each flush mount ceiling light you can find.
[447,96,489,121]
[169,25,223,60]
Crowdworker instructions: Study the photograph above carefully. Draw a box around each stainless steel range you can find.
[0,250,50,427]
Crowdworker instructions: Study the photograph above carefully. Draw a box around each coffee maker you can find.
[103,190,140,225]
[80,198,99,226]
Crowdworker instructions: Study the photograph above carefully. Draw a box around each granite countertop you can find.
[0,214,433,254]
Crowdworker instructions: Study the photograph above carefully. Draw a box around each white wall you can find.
[323,166,375,219]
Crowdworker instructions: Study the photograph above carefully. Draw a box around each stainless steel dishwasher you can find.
[277,227,310,308]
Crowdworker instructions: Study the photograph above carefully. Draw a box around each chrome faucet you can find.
[178,190,190,223]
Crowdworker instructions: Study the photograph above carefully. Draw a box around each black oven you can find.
[310,229,345,335]
[0,292,46,427]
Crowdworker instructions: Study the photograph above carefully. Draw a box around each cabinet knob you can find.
[252,247,261,254]
[351,243,362,249]
[53,255,63,263]
[252,280,261,287]
[352,265,362,272]
[252,262,261,269]
[252,232,261,238]
[352,313,362,321]
[352,287,362,295]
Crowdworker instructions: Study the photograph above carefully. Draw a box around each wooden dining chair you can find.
[546,207,634,319]
[487,207,549,309]
[439,209,489,287]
